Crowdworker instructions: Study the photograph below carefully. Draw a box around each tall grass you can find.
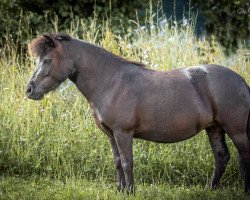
[0,7,250,199]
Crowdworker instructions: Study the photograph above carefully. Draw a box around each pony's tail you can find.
[247,86,250,140]
[247,113,250,140]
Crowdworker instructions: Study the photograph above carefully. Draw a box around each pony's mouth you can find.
[26,91,44,100]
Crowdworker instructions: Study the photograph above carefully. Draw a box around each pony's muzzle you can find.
[26,81,44,100]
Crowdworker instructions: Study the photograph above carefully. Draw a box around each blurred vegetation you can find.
[0,0,249,55]
[0,0,148,49]
[193,0,250,53]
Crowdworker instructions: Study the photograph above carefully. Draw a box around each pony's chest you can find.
[89,102,113,136]
[89,102,103,125]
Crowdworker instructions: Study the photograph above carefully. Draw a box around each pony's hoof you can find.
[126,188,135,196]
[205,183,219,190]
[116,185,125,193]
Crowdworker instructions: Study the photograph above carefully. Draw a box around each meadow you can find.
[0,12,250,199]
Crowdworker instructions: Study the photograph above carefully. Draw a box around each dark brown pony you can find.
[26,33,250,193]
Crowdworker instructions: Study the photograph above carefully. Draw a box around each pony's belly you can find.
[134,109,210,143]
[134,127,199,143]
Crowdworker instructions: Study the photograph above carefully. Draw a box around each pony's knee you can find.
[115,157,122,169]
[121,161,133,173]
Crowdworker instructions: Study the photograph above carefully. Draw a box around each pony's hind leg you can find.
[238,153,245,179]
[206,125,230,189]
[227,132,250,193]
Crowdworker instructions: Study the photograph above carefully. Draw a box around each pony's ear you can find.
[43,35,56,47]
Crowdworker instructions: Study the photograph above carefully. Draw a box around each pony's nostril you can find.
[26,85,33,95]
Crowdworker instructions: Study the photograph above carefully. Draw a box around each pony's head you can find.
[26,33,73,100]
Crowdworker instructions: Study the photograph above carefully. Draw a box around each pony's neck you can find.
[69,39,130,102]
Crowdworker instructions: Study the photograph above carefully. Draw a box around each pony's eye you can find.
[43,59,52,64]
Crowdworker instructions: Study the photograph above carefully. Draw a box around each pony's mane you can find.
[81,41,145,68]
[28,33,71,57]
[28,32,145,68]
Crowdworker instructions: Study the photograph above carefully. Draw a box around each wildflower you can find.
[159,19,167,28]
[159,31,164,37]
[168,37,174,42]
[127,44,132,49]
[183,18,188,27]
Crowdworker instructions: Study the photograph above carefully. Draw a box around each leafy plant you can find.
[193,0,250,54]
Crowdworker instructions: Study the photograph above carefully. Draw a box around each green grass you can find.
[0,176,250,200]
[0,8,250,199]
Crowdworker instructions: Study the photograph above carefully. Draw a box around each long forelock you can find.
[28,33,72,58]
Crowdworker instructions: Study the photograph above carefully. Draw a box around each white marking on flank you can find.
[182,65,209,80]
[189,65,209,73]
[182,68,192,80]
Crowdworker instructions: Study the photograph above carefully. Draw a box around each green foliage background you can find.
[0,0,249,54]
[0,0,148,47]
[193,0,249,53]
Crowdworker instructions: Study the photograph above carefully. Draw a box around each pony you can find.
[26,33,250,193]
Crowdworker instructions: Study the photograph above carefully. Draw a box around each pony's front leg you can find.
[109,137,126,191]
[113,129,134,194]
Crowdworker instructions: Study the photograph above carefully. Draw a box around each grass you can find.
[0,6,250,199]
[1,176,250,200]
